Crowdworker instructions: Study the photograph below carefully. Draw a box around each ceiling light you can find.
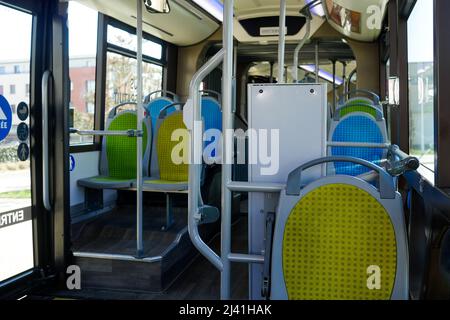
[191,0,223,22]
[304,0,326,17]
[300,65,344,85]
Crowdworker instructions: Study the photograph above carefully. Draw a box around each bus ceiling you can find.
[73,1,387,46]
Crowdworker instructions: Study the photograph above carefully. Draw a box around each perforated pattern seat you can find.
[202,97,222,157]
[157,112,188,182]
[78,111,151,190]
[331,115,385,176]
[146,97,176,130]
[339,105,378,118]
[106,113,148,179]
[282,184,397,300]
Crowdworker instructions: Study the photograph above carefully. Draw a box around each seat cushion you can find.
[77,176,135,189]
[140,178,188,192]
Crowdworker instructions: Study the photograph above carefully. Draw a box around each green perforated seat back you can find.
[282,184,397,300]
[339,104,378,118]
[156,112,188,182]
[105,112,148,179]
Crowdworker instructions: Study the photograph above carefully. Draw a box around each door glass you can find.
[0,4,34,282]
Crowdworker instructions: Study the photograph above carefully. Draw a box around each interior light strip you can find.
[305,0,326,17]
[191,0,224,22]
[301,64,344,85]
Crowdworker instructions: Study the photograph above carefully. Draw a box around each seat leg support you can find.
[162,193,174,231]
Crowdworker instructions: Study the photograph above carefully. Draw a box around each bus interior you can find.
[0,0,449,301]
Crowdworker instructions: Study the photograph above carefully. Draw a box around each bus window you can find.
[0,4,33,283]
[68,2,98,146]
[105,24,163,120]
[408,0,435,183]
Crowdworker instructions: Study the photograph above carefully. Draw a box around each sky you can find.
[407,0,434,63]
[0,5,32,61]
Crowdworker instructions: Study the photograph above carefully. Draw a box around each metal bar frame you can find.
[136,0,144,257]
[292,15,311,82]
[187,49,225,273]
[277,0,286,83]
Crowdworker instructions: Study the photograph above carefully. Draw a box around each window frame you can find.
[69,13,170,153]
[386,0,450,188]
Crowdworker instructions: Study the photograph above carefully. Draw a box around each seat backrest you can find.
[150,110,188,182]
[201,96,222,159]
[145,97,177,130]
[337,103,380,119]
[100,109,151,179]
[270,159,408,300]
[328,112,388,176]
[201,96,222,133]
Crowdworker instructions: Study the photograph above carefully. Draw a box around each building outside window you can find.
[9,84,15,94]
[105,24,163,124]
[68,2,98,146]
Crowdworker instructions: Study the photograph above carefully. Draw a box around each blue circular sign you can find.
[69,155,75,172]
[17,143,29,162]
[17,102,29,121]
[0,95,12,142]
[17,123,29,142]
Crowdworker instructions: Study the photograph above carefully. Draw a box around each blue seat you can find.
[144,90,179,131]
[328,112,388,176]
[145,97,177,131]
[201,96,222,158]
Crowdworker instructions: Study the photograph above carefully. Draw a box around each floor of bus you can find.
[28,208,249,300]
[71,205,188,256]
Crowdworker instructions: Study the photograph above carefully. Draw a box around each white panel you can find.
[70,151,116,208]
[247,83,327,299]
[70,151,100,206]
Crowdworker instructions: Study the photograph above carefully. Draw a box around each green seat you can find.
[338,104,379,119]
[270,157,408,300]
[78,107,151,190]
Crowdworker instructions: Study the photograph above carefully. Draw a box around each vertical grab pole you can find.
[221,0,234,300]
[136,0,144,257]
[315,41,319,83]
[292,16,311,83]
[332,60,336,111]
[277,0,286,83]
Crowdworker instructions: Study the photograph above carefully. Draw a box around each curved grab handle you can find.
[200,90,221,103]
[42,70,52,211]
[286,156,396,199]
[108,101,137,119]
[157,102,184,119]
[338,89,381,106]
[188,48,225,272]
[387,145,420,176]
[144,90,179,104]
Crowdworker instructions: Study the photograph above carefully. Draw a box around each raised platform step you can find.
[71,205,218,292]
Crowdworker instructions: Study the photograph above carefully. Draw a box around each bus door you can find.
[0,0,69,293]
